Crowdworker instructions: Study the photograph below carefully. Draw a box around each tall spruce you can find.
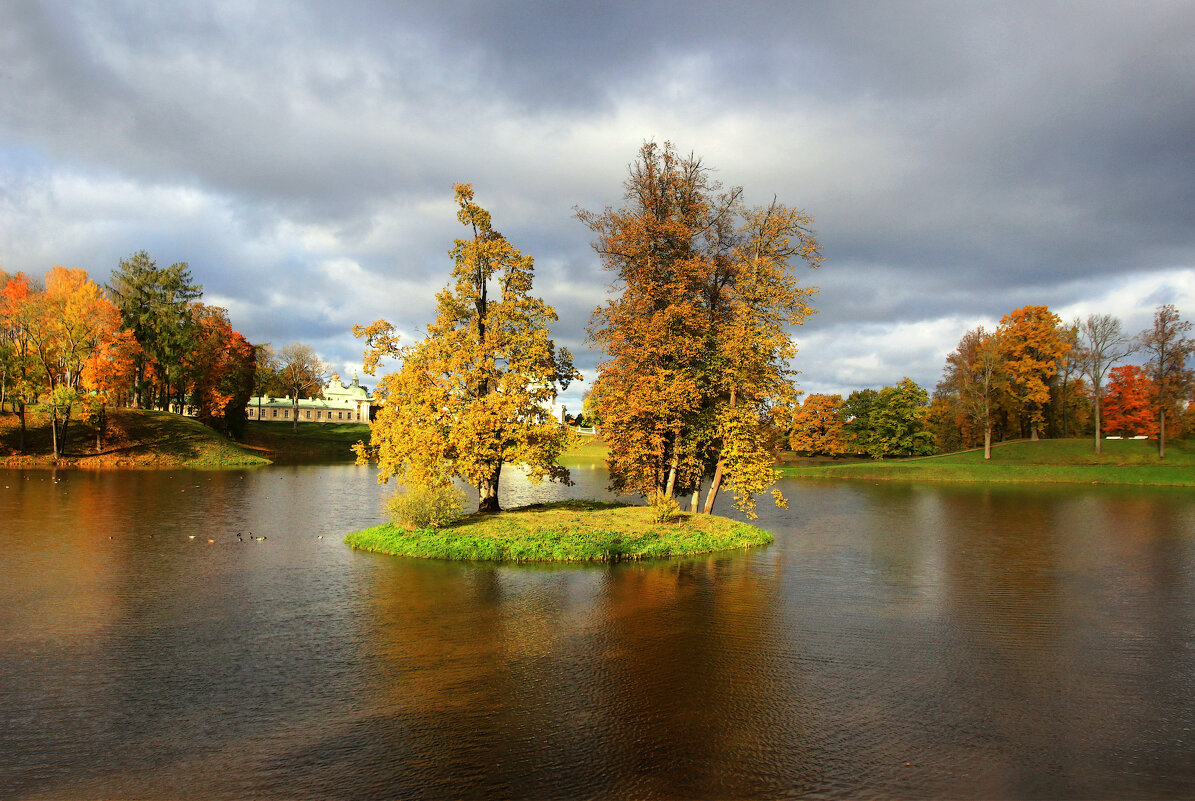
[107,251,202,409]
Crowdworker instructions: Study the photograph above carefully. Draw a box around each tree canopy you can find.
[579,141,822,517]
[356,184,578,512]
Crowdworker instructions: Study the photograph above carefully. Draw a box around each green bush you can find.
[648,491,681,523]
[385,483,467,530]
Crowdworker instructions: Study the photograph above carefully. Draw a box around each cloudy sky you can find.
[2,1,1193,407]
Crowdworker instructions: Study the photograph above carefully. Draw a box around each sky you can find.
[2,1,1193,409]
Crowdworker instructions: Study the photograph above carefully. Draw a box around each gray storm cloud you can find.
[1,0,1192,405]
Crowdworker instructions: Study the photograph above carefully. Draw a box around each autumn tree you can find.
[1053,318,1082,437]
[24,267,121,457]
[1137,304,1194,458]
[1077,313,1136,454]
[185,304,256,437]
[0,273,40,449]
[938,327,1005,458]
[1101,365,1157,438]
[108,251,202,409]
[998,305,1069,440]
[579,141,821,517]
[276,342,329,432]
[356,184,578,512]
[788,393,845,456]
[81,329,140,451]
[580,377,608,429]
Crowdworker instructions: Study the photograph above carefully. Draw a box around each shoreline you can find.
[345,500,773,563]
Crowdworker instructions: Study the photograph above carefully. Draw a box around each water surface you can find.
[2,465,1193,799]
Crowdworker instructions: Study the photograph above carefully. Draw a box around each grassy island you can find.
[777,438,1195,487]
[345,499,772,563]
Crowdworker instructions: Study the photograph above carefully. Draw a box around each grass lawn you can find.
[0,407,269,468]
[346,499,772,563]
[240,420,370,462]
[777,438,1195,486]
[560,433,609,463]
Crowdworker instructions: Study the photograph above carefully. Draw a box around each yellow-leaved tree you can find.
[580,141,822,518]
[354,185,579,512]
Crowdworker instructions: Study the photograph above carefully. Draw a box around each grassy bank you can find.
[777,438,1195,486]
[560,433,609,463]
[241,420,370,462]
[346,499,772,563]
[0,407,269,468]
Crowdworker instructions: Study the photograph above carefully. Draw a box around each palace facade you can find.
[246,375,375,424]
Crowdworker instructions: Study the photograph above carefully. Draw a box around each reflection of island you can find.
[342,554,813,797]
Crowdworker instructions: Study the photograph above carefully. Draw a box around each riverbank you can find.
[0,407,269,468]
[240,420,370,462]
[346,499,772,562]
[777,438,1195,486]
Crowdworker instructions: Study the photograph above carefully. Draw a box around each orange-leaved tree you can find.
[580,141,822,517]
[184,304,256,437]
[355,184,579,513]
[81,329,140,451]
[25,267,121,457]
[0,273,40,450]
[938,326,1006,458]
[788,394,845,456]
[1101,365,1157,438]
[998,304,1068,440]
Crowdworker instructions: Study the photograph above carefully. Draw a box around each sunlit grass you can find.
[345,499,771,562]
[777,438,1195,485]
[0,407,269,468]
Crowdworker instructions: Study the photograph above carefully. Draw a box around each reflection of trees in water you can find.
[356,552,803,797]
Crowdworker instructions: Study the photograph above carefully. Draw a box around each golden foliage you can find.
[357,185,578,511]
[580,141,822,515]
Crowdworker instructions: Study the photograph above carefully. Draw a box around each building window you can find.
[306,410,311,419]
[272,409,277,418]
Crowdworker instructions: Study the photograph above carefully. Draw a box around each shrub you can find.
[648,491,681,523]
[386,483,467,530]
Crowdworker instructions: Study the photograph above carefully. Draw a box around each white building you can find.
[246,375,375,424]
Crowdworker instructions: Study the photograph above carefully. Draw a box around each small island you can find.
[345,499,772,563]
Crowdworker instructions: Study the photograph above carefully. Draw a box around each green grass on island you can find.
[0,407,270,468]
[777,438,1195,487]
[345,499,772,563]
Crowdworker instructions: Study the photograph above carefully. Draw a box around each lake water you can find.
[2,462,1194,799]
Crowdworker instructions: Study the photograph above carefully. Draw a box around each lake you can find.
[2,462,1193,799]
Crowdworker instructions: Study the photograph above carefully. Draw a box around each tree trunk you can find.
[49,408,60,459]
[16,403,26,452]
[292,398,299,432]
[1159,410,1166,459]
[701,387,736,515]
[59,408,72,458]
[663,443,679,500]
[701,459,724,515]
[690,483,701,513]
[984,426,991,460]
[1093,387,1103,455]
[478,462,502,513]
